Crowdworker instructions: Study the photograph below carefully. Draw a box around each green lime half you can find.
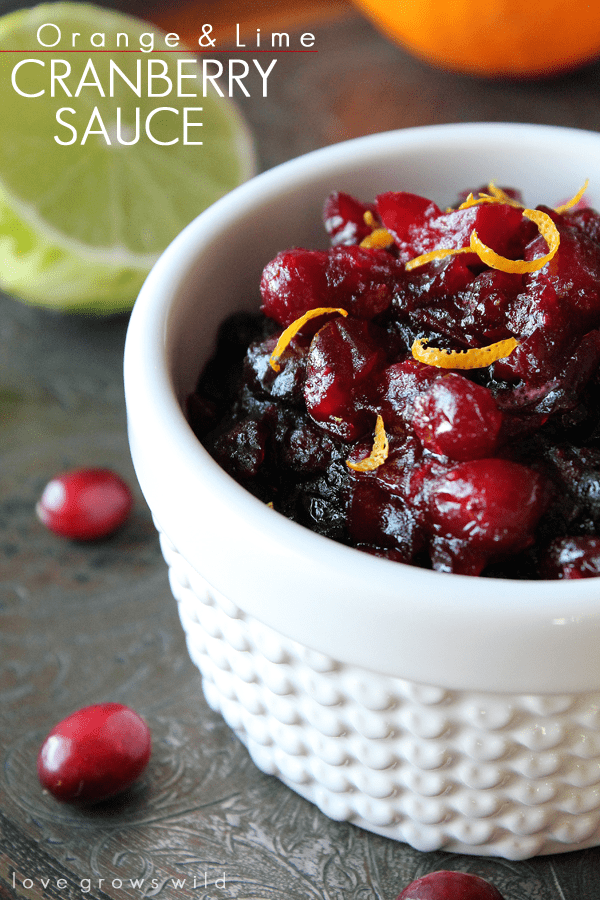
[0,2,256,313]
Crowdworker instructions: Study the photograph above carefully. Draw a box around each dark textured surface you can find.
[4,7,600,899]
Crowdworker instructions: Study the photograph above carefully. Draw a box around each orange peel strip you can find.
[347,414,389,472]
[363,210,377,228]
[470,207,559,274]
[360,227,395,249]
[457,192,498,210]
[554,179,589,214]
[411,336,519,370]
[486,182,524,207]
[405,246,472,271]
[269,307,348,372]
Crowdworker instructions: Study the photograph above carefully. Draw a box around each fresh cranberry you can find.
[37,703,151,804]
[397,870,505,900]
[427,459,549,555]
[323,191,376,246]
[36,468,133,541]
[411,373,502,460]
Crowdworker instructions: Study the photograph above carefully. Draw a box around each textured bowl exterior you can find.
[160,524,600,860]
[125,124,600,858]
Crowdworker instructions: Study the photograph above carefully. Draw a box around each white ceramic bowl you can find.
[124,123,600,860]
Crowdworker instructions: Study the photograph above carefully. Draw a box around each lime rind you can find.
[0,184,151,313]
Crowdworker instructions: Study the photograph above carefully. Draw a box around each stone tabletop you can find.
[3,6,600,899]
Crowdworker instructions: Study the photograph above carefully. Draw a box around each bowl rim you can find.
[125,122,600,693]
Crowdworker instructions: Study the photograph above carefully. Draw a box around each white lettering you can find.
[202,59,224,96]
[145,107,178,145]
[51,59,71,96]
[11,59,44,97]
[183,107,202,144]
[229,59,250,97]
[81,106,111,144]
[109,58,141,97]
[177,58,197,97]
[37,23,60,47]
[253,58,276,97]
[147,59,172,96]
[74,58,105,97]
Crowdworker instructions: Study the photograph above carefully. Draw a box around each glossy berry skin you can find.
[37,703,151,804]
[323,190,376,246]
[428,459,548,554]
[542,536,600,579]
[411,373,502,461]
[397,870,505,900]
[36,467,133,540]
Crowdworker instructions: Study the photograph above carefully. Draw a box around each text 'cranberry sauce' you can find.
[188,182,600,579]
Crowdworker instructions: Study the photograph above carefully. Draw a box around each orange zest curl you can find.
[360,227,395,249]
[405,246,472,271]
[347,414,389,472]
[470,207,559,274]
[360,210,395,249]
[457,183,524,211]
[363,210,377,228]
[406,207,560,274]
[554,179,589,213]
[485,182,524,207]
[269,307,348,372]
[411,336,519,370]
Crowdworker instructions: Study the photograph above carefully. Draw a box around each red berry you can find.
[397,870,505,900]
[323,191,376,246]
[411,373,502,461]
[428,458,548,554]
[36,467,133,540]
[37,703,151,804]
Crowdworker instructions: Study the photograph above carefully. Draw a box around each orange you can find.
[351,0,600,77]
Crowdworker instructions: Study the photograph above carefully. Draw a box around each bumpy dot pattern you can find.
[159,528,600,860]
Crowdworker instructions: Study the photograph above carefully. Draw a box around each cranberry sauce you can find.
[188,185,600,579]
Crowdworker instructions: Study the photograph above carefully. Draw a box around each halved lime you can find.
[0,3,256,313]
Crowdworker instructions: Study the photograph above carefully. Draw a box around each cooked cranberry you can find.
[37,703,151,804]
[376,358,443,431]
[396,870,505,900]
[304,317,387,441]
[428,459,549,555]
[568,206,600,244]
[461,270,523,342]
[36,468,133,541]
[212,417,270,480]
[348,479,424,562]
[412,373,502,460]
[279,416,342,473]
[245,332,309,404]
[260,246,404,327]
[527,214,600,323]
[542,536,600,579]
[189,184,600,580]
[323,191,376,246]
[376,191,525,264]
